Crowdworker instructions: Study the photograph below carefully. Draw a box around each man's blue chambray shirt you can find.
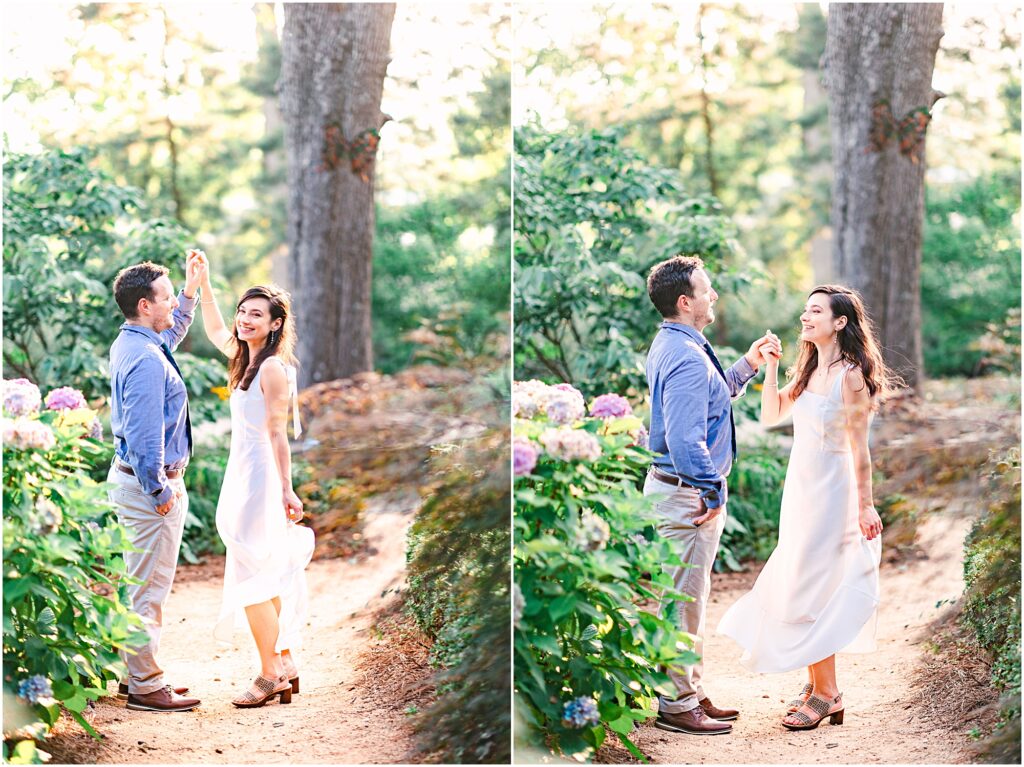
[110,292,196,506]
[646,321,757,509]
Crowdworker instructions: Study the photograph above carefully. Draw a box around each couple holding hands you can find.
[643,255,891,735]
[107,249,313,712]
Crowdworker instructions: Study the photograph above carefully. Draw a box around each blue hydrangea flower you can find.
[17,675,53,705]
[562,695,600,729]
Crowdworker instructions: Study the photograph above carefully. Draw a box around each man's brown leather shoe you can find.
[699,696,739,721]
[126,685,200,712]
[117,683,189,700]
[655,706,732,735]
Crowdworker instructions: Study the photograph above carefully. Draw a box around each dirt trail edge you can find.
[601,510,974,764]
[47,497,419,765]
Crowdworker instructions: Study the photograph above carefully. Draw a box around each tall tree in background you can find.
[280,3,396,386]
[824,3,944,390]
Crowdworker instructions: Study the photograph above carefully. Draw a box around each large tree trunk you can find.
[280,3,395,387]
[823,4,944,391]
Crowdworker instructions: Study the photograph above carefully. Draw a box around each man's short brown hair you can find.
[647,255,705,318]
[113,262,169,319]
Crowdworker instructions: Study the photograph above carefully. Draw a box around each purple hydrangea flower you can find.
[631,424,649,450]
[89,417,104,441]
[545,390,585,425]
[3,379,41,417]
[589,393,633,419]
[45,386,87,411]
[513,438,538,477]
[17,675,53,705]
[562,695,600,729]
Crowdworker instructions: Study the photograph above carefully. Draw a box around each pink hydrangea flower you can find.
[589,393,633,419]
[512,380,550,419]
[538,427,602,463]
[5,417,56,451]
[44,386,87,411]
[3,379,42,417]
[513,438,538,477]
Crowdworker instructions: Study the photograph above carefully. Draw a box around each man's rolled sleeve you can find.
[663,361,728,509]
[724,355,757,399]
[160,291,197,352]
[121,358,172,505]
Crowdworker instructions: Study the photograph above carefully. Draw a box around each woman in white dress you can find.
[718,285,896,731]
[192,254,314,708]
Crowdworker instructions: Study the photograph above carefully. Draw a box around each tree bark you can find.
[823,3,944,391]
[280,3,395,386]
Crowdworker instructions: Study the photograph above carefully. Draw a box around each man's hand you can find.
[744,330,782,369]
[693,497,723,527]
[155,488,182,517]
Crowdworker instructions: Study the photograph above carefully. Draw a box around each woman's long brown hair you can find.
[788,284,901,407]
[227,285,298,391]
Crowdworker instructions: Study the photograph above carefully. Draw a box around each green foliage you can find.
[405,399,510,764]
[2,388,147,757]
[921,169,1022,377]
[373,195,509,374]
[718,439,788,569]
[961,448,1021,763]
[2,147,228,415]
[514,389,697,762]
[373,47,510,375]
[514,124,743,399]
[179,438,229,564]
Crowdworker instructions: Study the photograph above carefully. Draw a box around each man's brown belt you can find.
[117,461,184,480]
[650,467,697,489]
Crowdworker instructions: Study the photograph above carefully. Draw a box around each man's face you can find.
[686,268,718,330]
[142,276,178,333]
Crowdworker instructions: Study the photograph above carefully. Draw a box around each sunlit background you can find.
[3,1,510,373]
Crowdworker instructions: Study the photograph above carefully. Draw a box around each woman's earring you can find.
[270,329,277,346]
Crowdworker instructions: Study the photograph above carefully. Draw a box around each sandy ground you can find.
[595,509,976,765]
[46,498,421,765]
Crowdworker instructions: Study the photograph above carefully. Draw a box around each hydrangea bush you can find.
[2,379,146,764]
[513,380,696,761]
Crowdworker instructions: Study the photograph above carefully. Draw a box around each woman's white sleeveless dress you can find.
[213,358,314,652]
[717,364,881,673]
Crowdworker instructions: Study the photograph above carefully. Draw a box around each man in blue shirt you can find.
[107,254,204,713]
[644,255,780,736]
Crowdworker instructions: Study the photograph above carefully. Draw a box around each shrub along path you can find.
[45,493,421,764]
[598,375,1019,764]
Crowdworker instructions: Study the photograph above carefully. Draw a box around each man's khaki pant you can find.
[643,471,727,714]
[107,464,188,695]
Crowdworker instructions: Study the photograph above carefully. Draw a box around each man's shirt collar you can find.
[659,321,707,346]
[120,323,164,346]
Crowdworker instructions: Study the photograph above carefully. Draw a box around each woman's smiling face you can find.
[799,292,840,344]
[235,297,280,346]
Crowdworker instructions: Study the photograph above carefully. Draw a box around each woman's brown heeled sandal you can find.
[786,683,814,714]
[282,656,300,694]
[782,693,843,731]
[231,674,292,708]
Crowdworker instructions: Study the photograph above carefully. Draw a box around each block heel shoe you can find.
[782,692,843,731]
[232,674,292,708]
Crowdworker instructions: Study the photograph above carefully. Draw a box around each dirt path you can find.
[599,509,975,764]
[47,495,421,765]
